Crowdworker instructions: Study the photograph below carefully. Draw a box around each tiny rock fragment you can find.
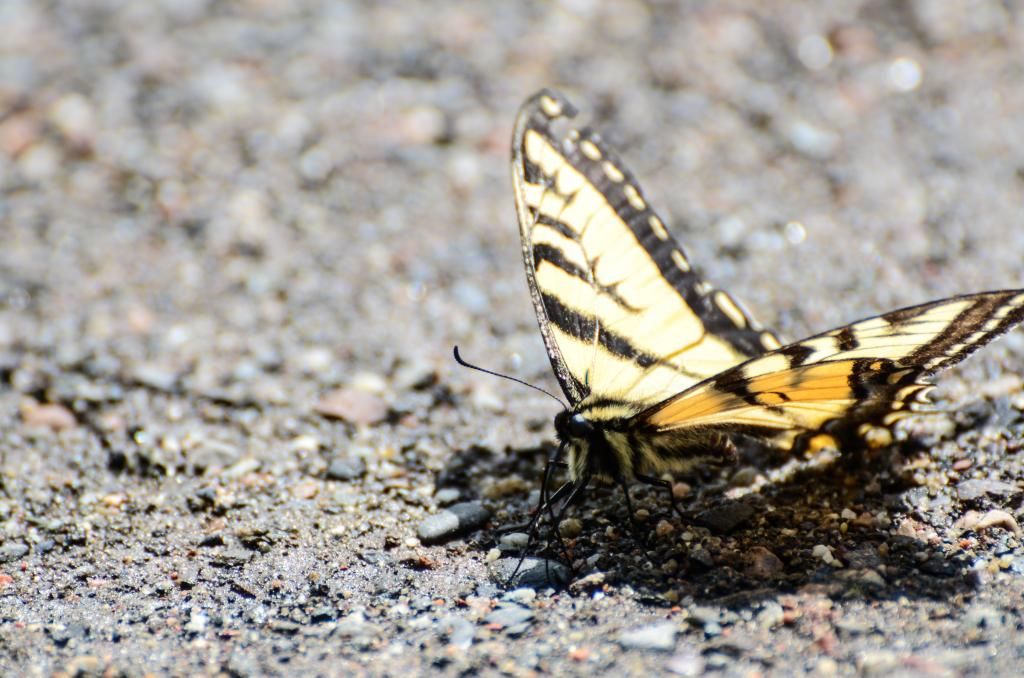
[694,501,755,533]
[956,478,1021,502]
[484,604,534,632]
[293,481,320,500]
[49,93,97,150]
[954,509,1022,538]
[495,558,570,589]
[326,456,367,481]
[558,518,583,538]
[665,649,705,676]
[417,501,490,545]
[20,400,77,431]
[315,388,389,425]
[616,621,677,651]
[0,543,29,563]
[745,546,784,578]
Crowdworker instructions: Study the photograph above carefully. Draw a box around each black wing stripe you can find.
[532,243,642,313]
[908,292,1023,369]
[540,291,656,368]
[539,291,706,381]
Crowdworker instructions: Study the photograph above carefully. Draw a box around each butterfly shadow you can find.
[443,429,1020,609]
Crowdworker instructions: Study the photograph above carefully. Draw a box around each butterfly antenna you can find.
[452,346,567,409]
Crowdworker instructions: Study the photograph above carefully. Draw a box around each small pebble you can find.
[292,481,319,499]
[495,558,570,589]
[755,601,784,629]
[745,546,784,578]
[956,478,1020,502]
[416,502,490,545]
[812,544,835,564]
[315,388,389,425]
[221,457,261,481]
[326,457,367,481]
[438,615,475,650]
[694,502,755,533]
[729,466,759,487]
[20,401,77,431]
[484,604,534,631]
[0,543,29,563]
[665,650,705,676]
[617,621,677,651]
[49,93,96,149]
[184,612,208,633]
[433,488,461,505]
[558,518,582,538]
[499,532,530,550]
[502,588,536,605]
[954,509,1022,537]
[671,482,690,500]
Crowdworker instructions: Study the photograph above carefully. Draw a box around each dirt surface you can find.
[3,1,1024,676]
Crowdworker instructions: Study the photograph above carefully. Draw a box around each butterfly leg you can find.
[545,475,590,573]
[509,445,580,583]
[634,473,687,522]
[615,477,654,546]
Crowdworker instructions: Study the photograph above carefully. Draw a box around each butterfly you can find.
[509,88,1024,505]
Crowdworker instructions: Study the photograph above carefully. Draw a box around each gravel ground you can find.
[3,1,1024,676]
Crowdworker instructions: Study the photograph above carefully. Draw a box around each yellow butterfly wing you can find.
[512,89,780,409]
[639,291,1024,456]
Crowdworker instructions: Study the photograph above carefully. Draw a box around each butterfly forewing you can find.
[512,90,780,409]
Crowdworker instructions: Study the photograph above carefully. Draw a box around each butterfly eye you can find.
[566,413,594,438]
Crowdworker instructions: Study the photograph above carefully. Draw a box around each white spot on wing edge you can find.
[649,215,669,240]
[670,250,690,273]
[603,161,625,183]
[714,291,748,329]
[539,94,563,118]
[580,139,602,160]
[623,184,646,211]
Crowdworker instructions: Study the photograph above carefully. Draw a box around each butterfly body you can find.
[509,88,1024,498]
[556,406,737,483]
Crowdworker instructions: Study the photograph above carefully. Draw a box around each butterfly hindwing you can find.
[640,291,1024,456]
[512,90,780,408]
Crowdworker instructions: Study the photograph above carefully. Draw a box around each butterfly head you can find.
[554,409,626,482]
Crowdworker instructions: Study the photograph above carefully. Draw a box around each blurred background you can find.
[3,1,1023,415]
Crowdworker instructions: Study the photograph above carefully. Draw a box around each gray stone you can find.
[485,604,534,629]
[694,502,755,533]
[498,532,529,550]
[417,501,491,544]
[495,557,571,589]
[438,615,475,649]
[665,650,705,676]
[0,542,29,563]
[502,587,537,605]
[617,621,677,651]
[326,456,366,481]
[434,488,460,505]
[957,479,1021,502]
